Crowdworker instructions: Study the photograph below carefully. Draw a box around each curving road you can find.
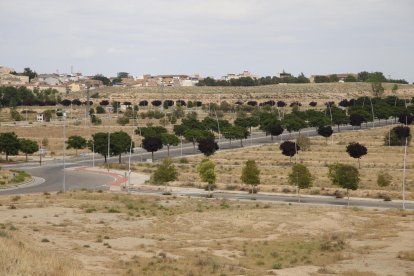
[1,118,412,210]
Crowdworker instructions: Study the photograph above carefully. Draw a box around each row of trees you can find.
[152,156,363,205]
[196,74,311,87]
[0,86,61,107]
[196,71,408,86]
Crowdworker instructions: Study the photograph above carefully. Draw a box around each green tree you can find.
[117,72,129,78]
[296,135,311,151]
[161,133,180,157]
[152,158,178,188]
[91,115,102,125]
[223,125,249,146]
[184,129,214,153]
[330,106,349,131]
[328,163,360,205]
[66,135,87,156]
[43,110,53,122]
[92,74,111,86]
[392,84,399,94]
[19,138,39,162]
[234,116,259,134]
[10,109,23,121]
[139,126,168,138]
[288,163,313,202]
[89,133,109,163]
[344,75,357,82]
[197,159,216,196]
[371,82,385,97]
[384,126,411,146]
[22,67,37,81]
[110,131,133,163]
[241,160,260,194]
[0,132,20,161]
[283,114,307,134]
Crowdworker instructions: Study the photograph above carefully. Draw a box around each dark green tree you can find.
[279,141,300,163]
[92,75,111,86]
[19,138,39,162]
[317,126,333,144]
[66,135,87,156]
[346,142,368,168]
[110,131,133,163]
[198,138,219,156]
[0,132,20,161]
[142,136,163,162]
[161,133,180,157]
[89,132,113,163]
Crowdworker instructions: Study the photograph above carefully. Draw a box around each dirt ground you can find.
[0,191,413,275]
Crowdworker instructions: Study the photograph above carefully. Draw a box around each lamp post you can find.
[92,140,95,167]
[107,132,110,172]
[62,113,66,192]
[214,110,221,149]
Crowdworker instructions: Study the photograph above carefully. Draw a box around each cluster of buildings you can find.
[0,64,361,93]
[0,65,103,93]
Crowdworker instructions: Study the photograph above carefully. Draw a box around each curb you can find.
[0,176,46,192]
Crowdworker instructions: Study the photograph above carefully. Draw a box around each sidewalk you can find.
[69,166,150,191]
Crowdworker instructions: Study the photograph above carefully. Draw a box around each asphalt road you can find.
[1,118,410,210]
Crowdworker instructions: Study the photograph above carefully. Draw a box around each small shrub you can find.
[107,207,120,213]
[377,171,392,187]
[41,238,50,242]
[397,251,414,261]
[333,190,344,198]
[377,193,392,201]
[272,263,282,269]
[85,208,97,213]
[179,158,189,164]
[11,196,21,202]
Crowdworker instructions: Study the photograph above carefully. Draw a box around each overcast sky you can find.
[1,0,413,81]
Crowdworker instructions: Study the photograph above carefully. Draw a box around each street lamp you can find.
[107,132,110,172]
[61,111,67,192]
[214,109,221,149]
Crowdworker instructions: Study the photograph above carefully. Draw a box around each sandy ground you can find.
[0,191,413,275]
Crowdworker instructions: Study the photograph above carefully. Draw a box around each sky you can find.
[0,0,413,81]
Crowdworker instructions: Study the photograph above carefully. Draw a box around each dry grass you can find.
[1,191,414,275]
[398,251,414,261]
[0,234,85,276]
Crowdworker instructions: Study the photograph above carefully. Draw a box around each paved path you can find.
[131,184,414,210]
